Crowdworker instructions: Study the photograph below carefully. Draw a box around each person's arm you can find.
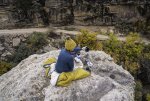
[71,47,82,57]
[73,47,82,53]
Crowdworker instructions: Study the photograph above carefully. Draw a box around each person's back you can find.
[55,36,76,73]
[55,49,74,73]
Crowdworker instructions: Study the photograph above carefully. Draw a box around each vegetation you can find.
[10,32,48,63]
[138,44,150,85]
[75,30,150,101]
[75,29,103,50]
[135,81,143,101]
[0,61,14,76]
[14,0,33,20]
[26,32,48,51]
[10,43,34,63]
[0,29,149,101]
[76,30,144,75]
[147,94,150,101]
[103,32,145,76]
[0,32,49,76]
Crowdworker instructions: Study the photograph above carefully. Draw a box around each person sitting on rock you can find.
[43,36,91,87]
[55,36,81,73]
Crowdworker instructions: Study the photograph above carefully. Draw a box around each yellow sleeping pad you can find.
[43,57,56,78]
[57,68,90,87]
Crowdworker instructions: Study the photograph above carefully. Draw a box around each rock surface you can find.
[0,50,135,101]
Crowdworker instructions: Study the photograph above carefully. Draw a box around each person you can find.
[55,37,81,73]
[43,36,91,86]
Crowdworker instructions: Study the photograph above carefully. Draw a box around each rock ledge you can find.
[0,50,135,101]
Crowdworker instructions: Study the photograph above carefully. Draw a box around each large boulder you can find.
[0,50,135,101]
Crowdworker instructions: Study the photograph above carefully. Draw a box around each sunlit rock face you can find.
[0,50,135,101]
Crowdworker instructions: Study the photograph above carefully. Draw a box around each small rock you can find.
[108,57,113,61]
[1,51,12,57]
[12,38,21,47]
[0,46,4,51]
[43,44,56,52]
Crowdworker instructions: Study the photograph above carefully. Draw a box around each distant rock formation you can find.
[0,0,13,5]
[45,0,149,26]
[0,50,135,101]
[0,0,149,28]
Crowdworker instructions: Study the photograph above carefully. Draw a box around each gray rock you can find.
[1,51,12,57]
[0,46,5,51]
[12,38,21,47]
[0,50,135,101]
[43,44,57,52]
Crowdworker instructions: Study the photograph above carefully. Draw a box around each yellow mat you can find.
[57,68,90,87]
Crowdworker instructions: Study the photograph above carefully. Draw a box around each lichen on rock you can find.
[0,50,135,101]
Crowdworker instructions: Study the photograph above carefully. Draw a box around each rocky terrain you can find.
[0,50,135,101]
[1,27,150,61]
[0,28,48,60]
[0,6,14,29]
[0,0,149,28]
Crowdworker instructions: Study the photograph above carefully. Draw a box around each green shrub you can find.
[135,81,143,101]
[103,33,121,62]
[123,32,143,74]
[75,29,103,50]
[147,93,150,101]
[26,32,49,51]
[10,32,49,63]
[103,32,143,75]
[11,43,34,63]
[1,32,49,75]
[0,61,14,76]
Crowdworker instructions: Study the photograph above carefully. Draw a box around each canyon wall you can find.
[0,0,149,28]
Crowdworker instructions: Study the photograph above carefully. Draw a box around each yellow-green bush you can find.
[76,31,144,75]
[75,29,103,50]
[123,32,143,74]
[147,94,150,101]
[103,32,143,75]
[0,61,13,76]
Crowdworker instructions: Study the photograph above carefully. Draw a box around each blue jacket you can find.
[55,49,74,73]
[55,47,81,73]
